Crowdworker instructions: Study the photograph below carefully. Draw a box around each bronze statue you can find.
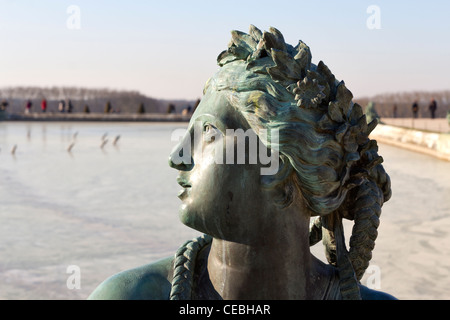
[89,25,395,300]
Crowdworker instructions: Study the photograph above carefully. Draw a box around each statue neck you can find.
[205,208,332,299]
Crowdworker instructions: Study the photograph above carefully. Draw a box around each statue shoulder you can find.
[359,284,397,300]
[88,255,174,300]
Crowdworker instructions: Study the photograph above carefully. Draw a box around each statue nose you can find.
[168,143,194,171]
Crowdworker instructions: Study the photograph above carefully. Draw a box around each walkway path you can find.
[381,118,449,133]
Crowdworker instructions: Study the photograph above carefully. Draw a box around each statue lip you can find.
[176,175,191,188]
[176,175,191,200]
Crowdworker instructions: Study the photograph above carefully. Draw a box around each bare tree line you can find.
[355,90,450,119]
[2,86,448,118]
[0,86,197,114]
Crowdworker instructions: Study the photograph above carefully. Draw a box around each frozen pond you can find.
[0,121,449,299]
[0,121,200,299]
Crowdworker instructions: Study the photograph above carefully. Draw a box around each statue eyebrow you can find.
[190,113,228,134]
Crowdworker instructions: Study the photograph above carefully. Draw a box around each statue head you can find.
[169,25,392,298]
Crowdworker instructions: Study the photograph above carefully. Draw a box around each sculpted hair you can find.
[207,25,392,299]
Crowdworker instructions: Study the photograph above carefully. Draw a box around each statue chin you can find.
[178,204,196,230]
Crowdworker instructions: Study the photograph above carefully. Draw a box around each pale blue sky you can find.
[0,0,449,100]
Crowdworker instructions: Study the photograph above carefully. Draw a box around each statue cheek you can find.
[178,188,229,236]
[226,191,234,216]
[225,191,234,221]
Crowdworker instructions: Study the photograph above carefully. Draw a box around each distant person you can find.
[58,100,65,113]
[412,101,419,118]
[181,105,192,115]
[393,104,397,118]
[25,100,32,114]
[67,100,73,113]
[428,98,437,119]
[138,103,145,114]
[167,103,175,114]
[0,99,8,111]
[104,101,112,114]
[41,99,47,113]
[84,104,90,113]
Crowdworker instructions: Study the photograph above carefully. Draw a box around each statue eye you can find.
[203,123,217,134]
[203,123,212,133]
[203,123,219,142]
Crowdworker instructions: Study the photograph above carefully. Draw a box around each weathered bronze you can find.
[89,25,395,300]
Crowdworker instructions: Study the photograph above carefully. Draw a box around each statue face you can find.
[169,88,276,242]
